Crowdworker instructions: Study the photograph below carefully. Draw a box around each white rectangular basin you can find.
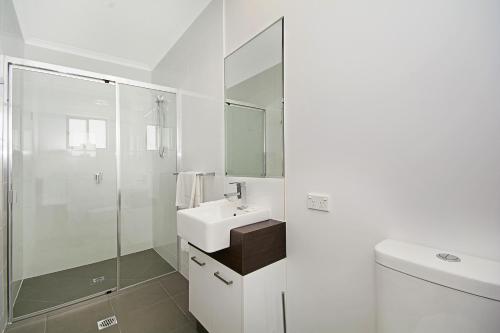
[177,199,270,253]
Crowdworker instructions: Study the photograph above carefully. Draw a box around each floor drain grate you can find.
[97,316,118,330]
[92,276,105,284]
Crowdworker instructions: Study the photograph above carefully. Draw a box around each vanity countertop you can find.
[190,219,286,275]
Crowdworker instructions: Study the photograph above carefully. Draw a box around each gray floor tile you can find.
[14,263,116,317]
[6,317,46,333]
[46,299,118,333]
[55,259,117,279]
[159,273,188,297]
[172,291,189,316]
[172,292,197,324]
[13,299,59,318]
[110,282,169,315]
[14,249,174,318]
[171,322,198,333]
[11,272,194,333]
[195,322,209,333]
[120,249,175,287]
[116,298,190,333]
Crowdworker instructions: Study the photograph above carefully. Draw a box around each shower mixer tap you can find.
[95,171,103,184]
[224,181,248,209]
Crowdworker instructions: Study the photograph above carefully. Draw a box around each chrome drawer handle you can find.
[190,256,206,267]
[214,271,233,285]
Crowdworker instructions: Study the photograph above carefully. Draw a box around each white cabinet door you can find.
[191,246,285,333]
[210,259,243,333]
[189,246,214,331]
[242,260,286,333]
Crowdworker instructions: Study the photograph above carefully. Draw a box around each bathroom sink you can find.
[177,199,270,253]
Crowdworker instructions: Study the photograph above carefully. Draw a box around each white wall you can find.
[152,0,225,202]
[1,0,151,83]
[224,0,284,56]
[0,0,24,57]
[0,0,19,35]
[226,0,500,332]
[224,0,285,222]
[23,44,151,82]
[152,0,224,277]
[153,0,287,220]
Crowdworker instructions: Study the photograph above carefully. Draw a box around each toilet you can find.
[375,239,500,333]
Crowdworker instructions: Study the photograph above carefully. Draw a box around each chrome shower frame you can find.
[2,57,180,323]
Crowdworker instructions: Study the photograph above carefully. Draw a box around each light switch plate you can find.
[307,193,330,212]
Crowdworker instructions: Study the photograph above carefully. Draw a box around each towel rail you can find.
[173,172,216,176]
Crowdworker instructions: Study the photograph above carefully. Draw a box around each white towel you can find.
[175,172,204,209]
[193,174,204,207]
[176,172,204,257]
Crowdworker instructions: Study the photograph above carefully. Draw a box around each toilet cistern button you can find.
[436,253,461,262]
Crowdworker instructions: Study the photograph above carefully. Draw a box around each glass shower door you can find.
[10,68,118,319]
[118,84,177,288]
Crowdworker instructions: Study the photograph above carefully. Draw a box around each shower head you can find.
[156,95,165,104]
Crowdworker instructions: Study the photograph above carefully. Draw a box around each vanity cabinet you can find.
[189,220,286,333]
[190,246,243,332]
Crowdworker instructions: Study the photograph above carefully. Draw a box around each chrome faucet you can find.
[224,181,247,209]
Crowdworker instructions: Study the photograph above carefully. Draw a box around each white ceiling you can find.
[13,0,211,70]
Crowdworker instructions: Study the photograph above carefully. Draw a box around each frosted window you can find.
[68,118,107,149]
[146,125,157,150]
[89,119,107,149]
[68,118,87,148]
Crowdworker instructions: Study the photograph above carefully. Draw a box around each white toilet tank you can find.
[375,239,500,333]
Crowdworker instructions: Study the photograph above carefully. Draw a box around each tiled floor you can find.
[14,249,175,318]
[7,272,197,333]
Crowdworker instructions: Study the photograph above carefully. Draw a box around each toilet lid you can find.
[375,239,500,301]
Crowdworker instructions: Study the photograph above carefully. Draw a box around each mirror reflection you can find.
[225,19,284,178]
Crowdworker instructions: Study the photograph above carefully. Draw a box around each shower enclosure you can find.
[4,59,179,321]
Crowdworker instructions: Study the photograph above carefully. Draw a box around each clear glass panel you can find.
[119,84,177,288]
[10,69,118,318]
[225,104,265,177]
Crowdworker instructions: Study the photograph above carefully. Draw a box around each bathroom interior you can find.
[0,0,499,333]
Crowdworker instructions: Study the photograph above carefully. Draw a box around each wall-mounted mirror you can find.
[225,19,284,178]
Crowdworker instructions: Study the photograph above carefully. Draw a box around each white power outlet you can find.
[307,193,330,212]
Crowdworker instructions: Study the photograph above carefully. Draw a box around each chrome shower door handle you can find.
[95,171,103,184]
